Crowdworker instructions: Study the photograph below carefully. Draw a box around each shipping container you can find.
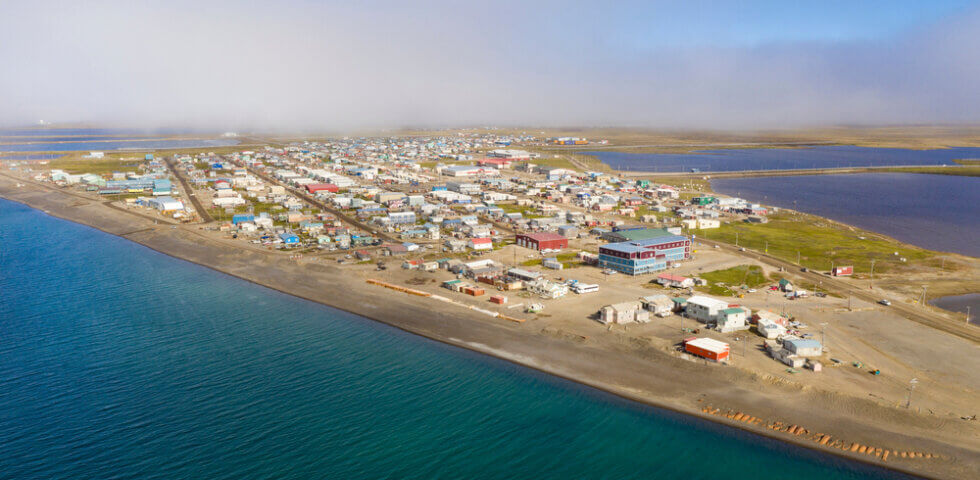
[490,295,507,304]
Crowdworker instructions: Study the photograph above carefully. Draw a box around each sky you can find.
[0,0,978,132]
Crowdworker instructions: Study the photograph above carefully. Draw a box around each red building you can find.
[516,233,568,252]
[477,158,513,168]
[306,183,339,194]
[684,337,729,362]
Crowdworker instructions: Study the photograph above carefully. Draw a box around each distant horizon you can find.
[5,123,980,137]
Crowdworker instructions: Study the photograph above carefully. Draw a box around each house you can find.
[526,279,568,299]
[656,273,694,288]
[757,321,787,339]
[468,237,492,251]
[279,233,300,245]
[778,279,794,292]
[515,233,568,252]
[753,309,789,327]
[542,258,563,270]
[685,337,729,362]
[685,295,730,323]
[600,301,650,324]
[783,338,823,357]
[383,244,409,256]
[696,218,720,229]
[507,268,542,282]
[716,307,749,333]
[766,341,805,368]
[444,239,467,252]
[641,295,674,317]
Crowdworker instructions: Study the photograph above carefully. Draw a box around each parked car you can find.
[878,299,892,306]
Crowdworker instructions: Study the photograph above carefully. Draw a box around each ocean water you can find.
[929,294,979,326]
[711,173,980,258]
[0,198,913,480]
[0,154,63,160]
[587,145,980,172]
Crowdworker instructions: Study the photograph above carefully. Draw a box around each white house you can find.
[600,301,651,324]
[642,294,674,317]
[685,295,730,323]
[697,218,720,229]
[716,307,749,332]
[656,273,694,288]
[468,237,492,251]
[757,321,786,339]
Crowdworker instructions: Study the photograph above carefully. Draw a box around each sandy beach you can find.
[2,174,978,479]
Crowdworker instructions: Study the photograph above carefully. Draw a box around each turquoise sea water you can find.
[0,198,915,479]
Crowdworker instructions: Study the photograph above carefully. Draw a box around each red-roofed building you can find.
[477,158,513,168]
[516,233,568,252]
[468,237,493,251]
[656,273,693,288]
[306,183,339,194]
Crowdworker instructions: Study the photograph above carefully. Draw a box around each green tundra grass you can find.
[699,212,934,274]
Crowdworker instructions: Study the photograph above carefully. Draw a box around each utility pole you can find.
[870,259,876,289]
[967,306,972,326]
[797,250,800,265]
[765,241,768,254]
[735,232,739,247]
[820,322,827,349]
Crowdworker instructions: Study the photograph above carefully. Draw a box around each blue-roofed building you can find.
[598,234,691,275]
[232,213,255,225]
[279,233,300,245]
[152,178,172,195]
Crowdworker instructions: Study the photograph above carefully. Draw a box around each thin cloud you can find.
[0,1,977,131]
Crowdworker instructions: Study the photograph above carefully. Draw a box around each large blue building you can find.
[598,234,691,275]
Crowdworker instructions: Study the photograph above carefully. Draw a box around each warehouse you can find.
[147,196,184,211]
[515,233,568,252]
[306,183,339,194]
[684,337,729,362]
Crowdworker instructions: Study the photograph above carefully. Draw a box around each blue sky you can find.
[0,0,978,130]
